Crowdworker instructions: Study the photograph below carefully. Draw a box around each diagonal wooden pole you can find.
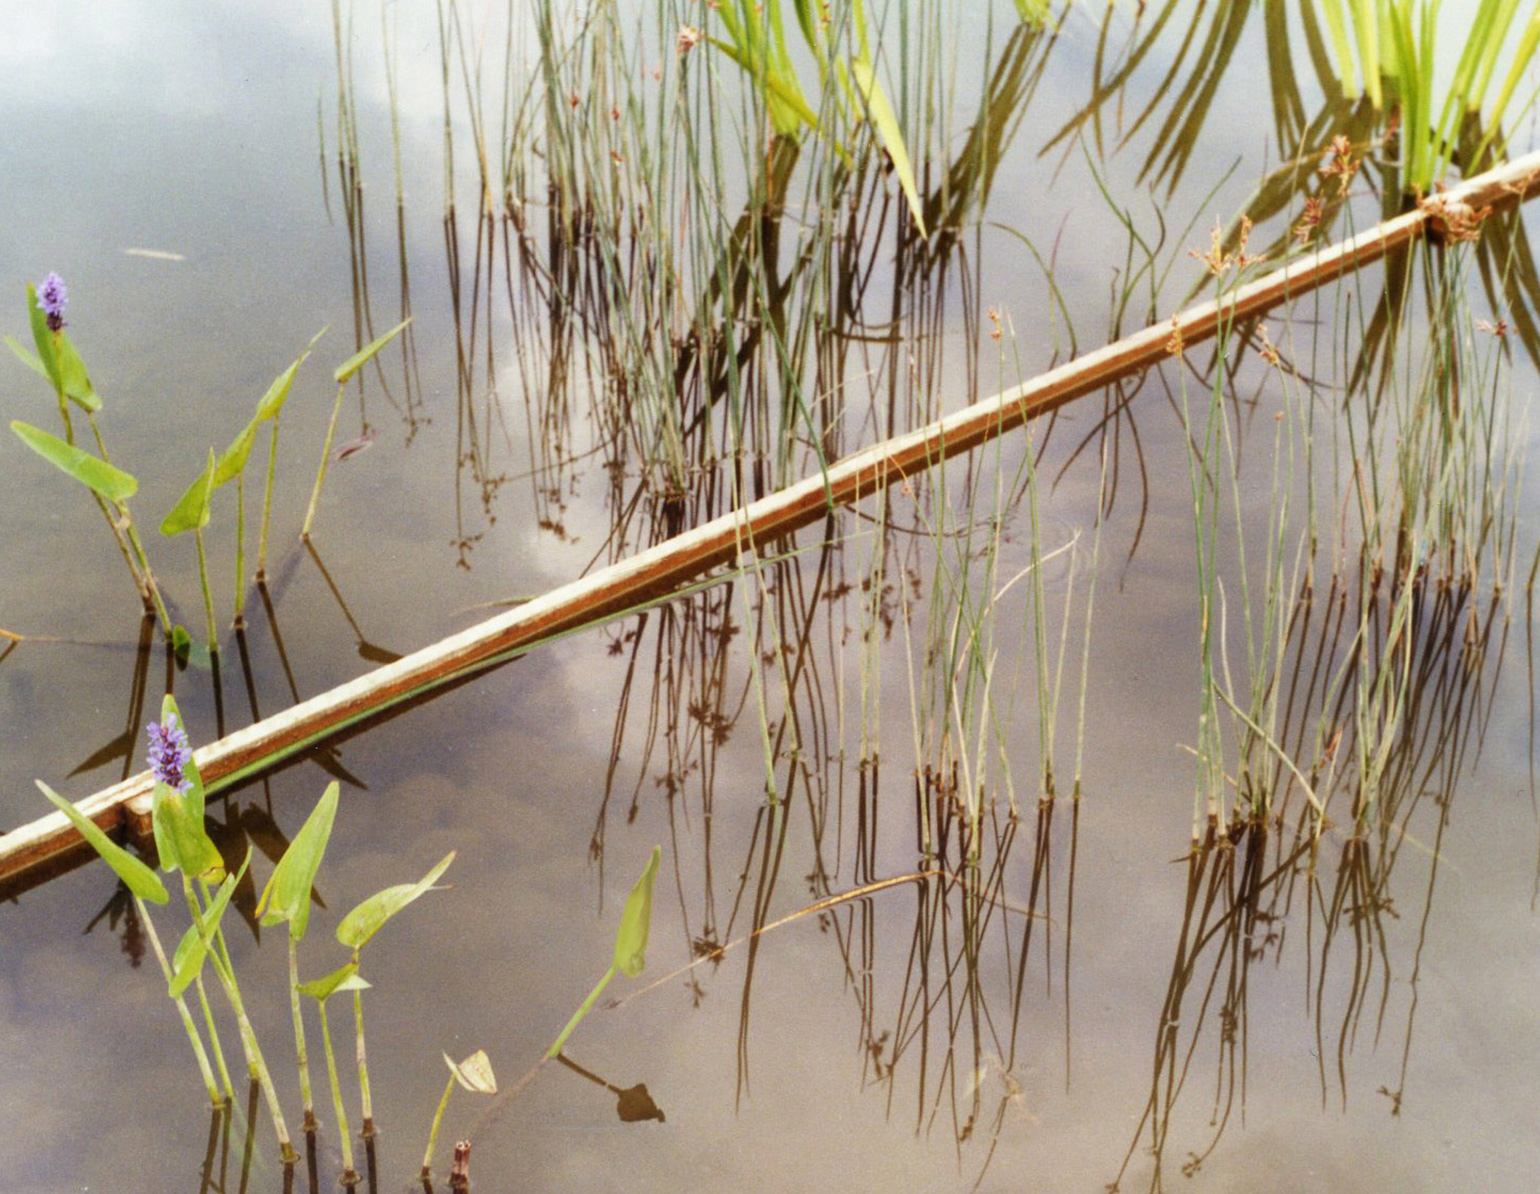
[3,148,1539,892]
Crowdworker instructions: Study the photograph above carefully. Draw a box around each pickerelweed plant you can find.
[35,701,664,1186]
[7,278,405,653]
[7,277,172,632]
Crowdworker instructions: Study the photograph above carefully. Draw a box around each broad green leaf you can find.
[333,317,411,385]
[26,284,61,391]
[213,419,259,486]
[336,850,455,950]
[36,779,168,905]
[849,58,928,240]
[298,961,371,1001]
[7,336,48,379]
[444,1049,497,1095]
[255,781,339,941]
[160,449,217,536]
[55,334,101,412]
[152,782,225,879]
[10,420,137,503]
[612,845,662,978]
[6,334,100,411]
[169,854,248,997]
[158,695,211,824]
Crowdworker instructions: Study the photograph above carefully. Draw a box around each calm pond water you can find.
[3,2,1539,1191]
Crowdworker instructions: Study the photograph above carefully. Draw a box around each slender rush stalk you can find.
[191,971,237,1102]
[119,511,174,634]
[302,384,347,540]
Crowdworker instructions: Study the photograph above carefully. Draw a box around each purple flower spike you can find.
[36,271,67,332]
[147,714,194,794]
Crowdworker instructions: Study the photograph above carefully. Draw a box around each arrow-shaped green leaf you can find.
[10,420,137,503]
[336,850,454,950]
[255,781,339,941]
[298,961,371,1001]
[333,318,411,385]
[613,845,662,978]
[36,779,168,905]
[169,852,249,997]
[160,449,217,536]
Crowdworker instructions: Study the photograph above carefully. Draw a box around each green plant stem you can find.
[95,492,154,611]
[289,937,316,1130]
[183,878,296,1163]
[421,1073,456,1178]
[317,997,359,1181]
[194,527,218,652]
[192,972,237,1102]
[257,419,280,580]
[81,413,157,611]
[136,895,225,1106]
[353,981,374,1137]
[119,511,174,633]
[546,965,616,1059]
[233,473,247,629]
[301,384,347,540]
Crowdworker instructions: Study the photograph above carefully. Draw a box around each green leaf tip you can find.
[333,317,411,385]
[298,961,370,1001]
[336,850,455,950]
[256,781,340,941]
[613,845,662,978]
